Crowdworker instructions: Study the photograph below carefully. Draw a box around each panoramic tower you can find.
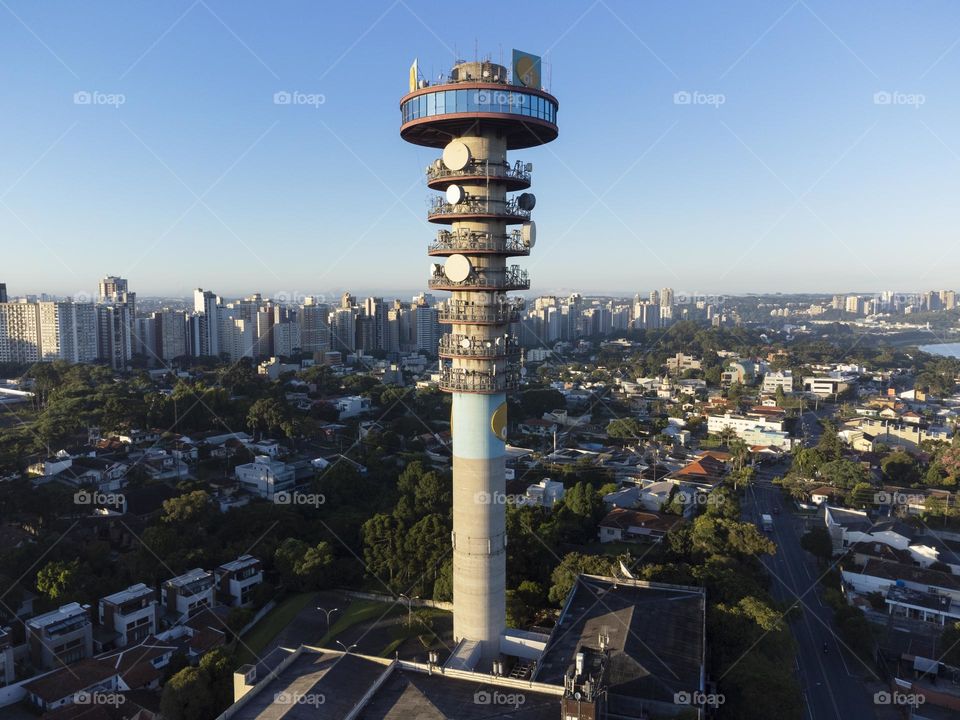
[400,51,559,658]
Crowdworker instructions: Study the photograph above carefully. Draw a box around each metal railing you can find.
[429,228,529,255]
[438,367,520,393]
[427,159,530,185]
[438,334,520,358]
[428,197,531,220]
[438,301,524,325]
[429,265,529,291]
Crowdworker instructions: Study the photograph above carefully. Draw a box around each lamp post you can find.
[316,606,338,636]
[335,640,357,654]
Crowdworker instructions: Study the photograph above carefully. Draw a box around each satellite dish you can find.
[521,221,537,248]
[446,184,465,205]
[524,162,533,172]
[433,159,443,171]
[444,254,471,282]
[459,337,471,349]
[517,193,536,211]
[574,692,582,701]
[442,140,470,171]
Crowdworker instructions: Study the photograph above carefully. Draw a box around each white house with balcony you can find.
[235,456,295,500]
[215,555,263,607]
[162,568,215,621]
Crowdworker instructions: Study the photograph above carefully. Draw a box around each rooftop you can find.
[535,576,705,708]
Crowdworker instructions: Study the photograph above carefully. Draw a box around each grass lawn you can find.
[316,599,403,647]
[235,591,317,665]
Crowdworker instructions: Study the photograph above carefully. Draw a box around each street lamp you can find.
[398,594,419,627]
[335,640,357,654]
[316,606,338,636]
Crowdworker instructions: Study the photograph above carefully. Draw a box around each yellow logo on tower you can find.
[512,49,541,89]
[491,402,508,442]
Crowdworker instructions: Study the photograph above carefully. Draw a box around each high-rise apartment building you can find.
[0,284,6,303]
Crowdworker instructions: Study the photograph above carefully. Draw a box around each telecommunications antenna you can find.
[442,140,471,171]
[444,254,472,282]
[446,184,465,205]
[521,221,537,248]
[517,192,536,211]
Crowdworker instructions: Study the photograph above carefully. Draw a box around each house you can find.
[163,568,215,621]
[721,360,756,386]
[521,479,565,509]
[671,454,727,487]
[333,395,371,419]
[0,626,15,686]
[822,506,948,569]
[598,508,683,544]
[248,439,282,457]
[26,602,93,670]
[98,583,159,650]
[235,456,295,500]
[22,637,176,714]
[518,417,559,437]
[803,376,851,397]
[603,485,643,510]
[638,480,679,512]
[842,560,960,627]
[809,485,840,505]
[216,555,263,607]
[762,370,793,394]
[116,429,161,446]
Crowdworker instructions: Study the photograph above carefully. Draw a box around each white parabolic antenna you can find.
[444,254,472,282]
[521,221,537,248]
[446,184,465,205]
[442,140,471,171]
[460,337,471,349]
[517,192,536,211]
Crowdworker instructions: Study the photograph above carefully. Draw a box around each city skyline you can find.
[3,1,960,295]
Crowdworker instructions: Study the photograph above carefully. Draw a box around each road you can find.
[744,457,880,720]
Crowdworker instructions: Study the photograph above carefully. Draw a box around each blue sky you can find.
[1,0,959,300]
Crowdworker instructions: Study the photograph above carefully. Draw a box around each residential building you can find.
[803,376,850,397]
[163,568,215,620]
[98,583,159,648]
[521,478,565,509]
[762,370,793,394]
[216,555,263,607]
[0,626,14,686]
[598,508,683,544]
[665,352,701,373]
[235,456,295,500]
[26,602,93,670]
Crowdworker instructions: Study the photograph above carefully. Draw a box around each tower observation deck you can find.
[400,53,558,660]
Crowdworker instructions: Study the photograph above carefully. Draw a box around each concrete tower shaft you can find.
[400,55,558,660]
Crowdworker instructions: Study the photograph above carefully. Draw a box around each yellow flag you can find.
[409,58,418,92]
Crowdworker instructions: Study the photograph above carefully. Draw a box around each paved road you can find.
[744,459,880,720]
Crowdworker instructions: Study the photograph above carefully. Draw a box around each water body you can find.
[918,342,960,358]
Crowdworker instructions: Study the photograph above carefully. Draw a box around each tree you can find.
[162,490,212,524]
[160,667,215,720]
[881,451,917,485]
[606,418,644,440]
[816,422,842,462]
[246,398,290,439]
[818,459,867,489]
[36,559,81,601]
[800,527,833,560]
[274,538,334,591]
[547,553,615,605]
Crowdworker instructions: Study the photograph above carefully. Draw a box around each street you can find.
[744,454,880,720]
